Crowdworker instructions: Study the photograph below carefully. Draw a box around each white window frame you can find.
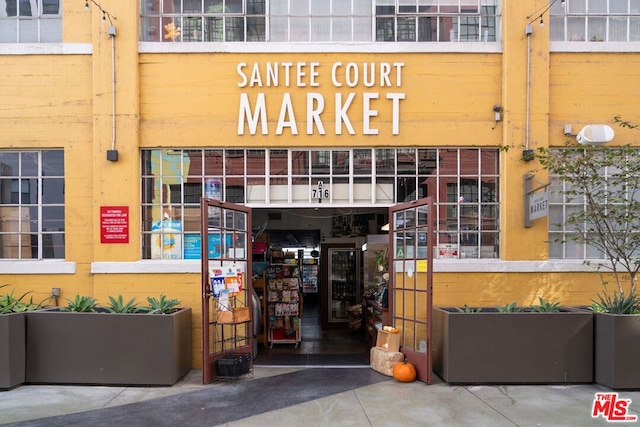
[0,149,65,260]
[140,0,501,44]
[550,0,640,43]
[0,0,62,43]
[141,147,500,260]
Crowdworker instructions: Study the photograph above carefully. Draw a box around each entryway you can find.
[201,201,433,381]
[251,207,388,367]
[253,297,371,367]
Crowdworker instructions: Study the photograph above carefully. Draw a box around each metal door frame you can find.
[201,198,253,384]
[389,197,434,383]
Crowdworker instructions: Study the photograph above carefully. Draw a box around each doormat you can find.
[254,351,370,367]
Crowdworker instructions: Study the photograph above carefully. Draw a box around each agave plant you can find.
[591,287,640,315]
[105,295,140,313]
[496,301,520,313]
[61,294,99,312]
[144,294,181,314]
[531,297,561,313]
[456,304,482,313]
[0,285,46,314]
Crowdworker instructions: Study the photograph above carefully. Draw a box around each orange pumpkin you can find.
[392,360,417,383]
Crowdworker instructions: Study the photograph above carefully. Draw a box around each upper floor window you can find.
[550,0,640,42]
[0,0,62,43]
[0,150,65,260]
[140,0,500,43]
[375,0,499,42]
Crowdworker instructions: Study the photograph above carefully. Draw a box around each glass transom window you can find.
[140,0,500,42]
[141,147,499,260]
[550,0,640,42]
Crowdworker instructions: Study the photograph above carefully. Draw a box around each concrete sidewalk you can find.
[1,368,639,426]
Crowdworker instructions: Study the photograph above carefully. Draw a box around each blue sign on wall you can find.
[183,233,233,260]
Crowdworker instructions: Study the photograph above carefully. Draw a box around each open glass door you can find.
[201,198,253,384]
[389,198,434,383]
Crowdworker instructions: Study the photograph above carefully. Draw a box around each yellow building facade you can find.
[1,0,639,368]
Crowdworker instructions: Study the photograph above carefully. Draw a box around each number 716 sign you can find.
[312,181,329,200]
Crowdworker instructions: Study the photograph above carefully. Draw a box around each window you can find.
[141,148,499,260]
[0,0,62,43]
[141,0,266,42]
[0,150,65,259]
[550,0,640,42]
[548,147,640,259]
[376,0,499,42]
[140,0,500,42]
[436,149,499,259]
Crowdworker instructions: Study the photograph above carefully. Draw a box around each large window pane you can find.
[588,16,606,41]
[631,17,640,41]
[588,0,607,14]
[609,17,627,41]
[290,16,309,41]
[311,17,331,41]
[333,17,352,41]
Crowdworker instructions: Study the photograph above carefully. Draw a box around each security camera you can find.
[563,125,572,136]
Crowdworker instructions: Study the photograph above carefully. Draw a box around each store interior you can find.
[251,208,390,365]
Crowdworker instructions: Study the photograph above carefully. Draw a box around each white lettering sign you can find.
[237,61,406,136]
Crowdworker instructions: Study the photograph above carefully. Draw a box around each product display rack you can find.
[266,259,302,348]
[210,293,254,383]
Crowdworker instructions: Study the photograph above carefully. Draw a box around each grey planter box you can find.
[432,307,593,384]
[594,312,640,390]
[0,312,26,390]
[26,308,192,386]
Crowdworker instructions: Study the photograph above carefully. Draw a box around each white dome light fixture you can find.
[576,125,615,145]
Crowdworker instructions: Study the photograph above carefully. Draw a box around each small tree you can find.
[537,143,640,314]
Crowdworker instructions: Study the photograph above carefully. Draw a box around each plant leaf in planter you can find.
[531,297,560,313]
[106,295,140,313]
[496,301,519,313]
[61,294,99,312]
[0,285,46,314]
[456,304,482,313]
[591,288,640,314]
[144,294,181,314]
